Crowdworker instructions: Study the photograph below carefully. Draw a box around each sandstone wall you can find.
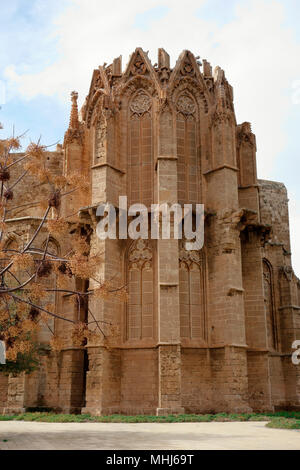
[8,150,63,220]
[120,349,158,415]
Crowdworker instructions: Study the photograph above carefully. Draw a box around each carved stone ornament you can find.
[94,74,104,90]
[210,108,233,128]
[95,115,106,160]
[179,241,202,267]
[158,66,171,84]
[130,91,152,116]
[64,126,84,146]
[105,64,113,82]
[263,265,271,290]
[204,77,214,93]
[177,95,196,115]
[280,265,293,282]
[237,123,255,148]
[181,58,195,77]
[129,239,152,269]
[131,53,147,76]
[172,77,209,114]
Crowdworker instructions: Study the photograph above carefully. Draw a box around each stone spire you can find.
[64,91,83,146]
[69,91,79,129]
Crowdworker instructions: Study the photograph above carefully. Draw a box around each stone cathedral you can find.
[0,48,299,415]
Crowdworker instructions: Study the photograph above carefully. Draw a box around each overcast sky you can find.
[0,0,299,273]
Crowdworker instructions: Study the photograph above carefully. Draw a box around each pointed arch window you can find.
[263,259,277,350]
[179,242,206,341]
[176,93,198,205]
[128,90,153,208]
[127,239,154,341]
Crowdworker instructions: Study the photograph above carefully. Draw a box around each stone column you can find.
[205,94,251,412]
[58,349,86,414]
[81,227,123,415]
[156,160,184,416]
[3,374,27,414]
[279,268,300,408]
[241,230,273,411]
[0,374,8,413]
[82,346,121,416]
[155,102,184,415]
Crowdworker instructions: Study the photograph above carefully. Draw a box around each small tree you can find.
[0,130,126,373]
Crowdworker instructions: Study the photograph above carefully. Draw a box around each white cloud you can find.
[3,0,300,274]
[4,0,300,174]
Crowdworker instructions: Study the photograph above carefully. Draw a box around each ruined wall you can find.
[8,150,63,220]
[258,179,291,252]
[258,179,300,409]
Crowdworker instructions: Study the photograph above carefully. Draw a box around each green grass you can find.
[0,411,300,428]
[266,417,300,430]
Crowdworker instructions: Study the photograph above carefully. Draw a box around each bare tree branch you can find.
[9,293,76,324]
